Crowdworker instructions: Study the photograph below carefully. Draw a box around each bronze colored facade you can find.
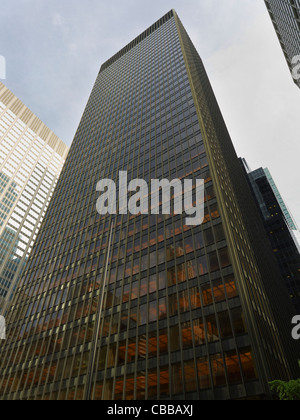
[0,10,298,400]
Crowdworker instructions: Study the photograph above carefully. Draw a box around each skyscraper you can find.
[264,0,300,88]
[0,82,69,314]
[263,168,300,250]
[241,161,300,313]
[0,10,299,401]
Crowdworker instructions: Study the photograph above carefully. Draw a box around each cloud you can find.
[52,13,68,31]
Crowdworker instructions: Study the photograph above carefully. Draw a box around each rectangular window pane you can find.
[225,351,242,385]
[240,347,257,381]
[211,354,226,387]
[197,357,211,390]
[184,360,197,393]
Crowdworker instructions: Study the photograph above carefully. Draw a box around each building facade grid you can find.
[0,10,298,401]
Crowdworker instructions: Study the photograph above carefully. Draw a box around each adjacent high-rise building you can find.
[263,168,300,250]
[241,161,300,313]
[0,82,69,314]
[264,0,300,88]
[0,10,299,401]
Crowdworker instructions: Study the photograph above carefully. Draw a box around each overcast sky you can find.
[0,0,299,225]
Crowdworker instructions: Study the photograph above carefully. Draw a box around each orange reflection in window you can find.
[181,321,193,349]
[117,341,126,364]
[225,276,238,299]
[210,203,220,219]
[197,357,211,390]
[169,293,178,316]
[179,290,189,314]
[206,315,219,343]
[211,354,226,387]
[219,248,231,268]
[240,348,257,381]
[190,287,201,309]
[198,255,208,276]
[187,260,197,279]
[127,339,136,363]
[93,381,103,400]
[177,263,186,283]
[137,335,147,359]
[148,334,157,358]
[184,360,197,393]
[123,284,130,303]
[125,374,135,400]
[213,280,226,302]
[167,267,176,286]
[160,367,169,396]
[114,377,124,400]
[157,228,164,242]
[148,369,158,398]
[159,330,168,354]
[136,373,146,399]
[225,351,242,385]
[202,284,213,306]
[193,319,205,346]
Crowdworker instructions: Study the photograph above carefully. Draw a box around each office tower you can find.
[264,168,300,250]
[241,161,300,312]
[0,10,299,401]
[264,0,300,88]
[0,82,69,313]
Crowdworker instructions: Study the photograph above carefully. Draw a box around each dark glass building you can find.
[241,161,300,313]
[264,0,300,88]
[0,10,299,401]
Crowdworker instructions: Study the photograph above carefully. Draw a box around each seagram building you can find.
[0,10,299,400]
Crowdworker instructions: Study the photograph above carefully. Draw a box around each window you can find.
[232,308,246,336]
[206,315,219,343]
[224,275,238,299]
[202,283,213,306]
[218,311,233,339]
[159,366,169,396]
[225,351,242,385]
[181,321,193,349]
[211,354,226,387]
[240,347,257,381]
[213,279,226,303]
[219,248,231,268]
[171,363,183,395]
[148,368,158,399]
[197,357,211,390]
[193,319,205,346]
[149,301,157,323]
[184,360,197,393]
